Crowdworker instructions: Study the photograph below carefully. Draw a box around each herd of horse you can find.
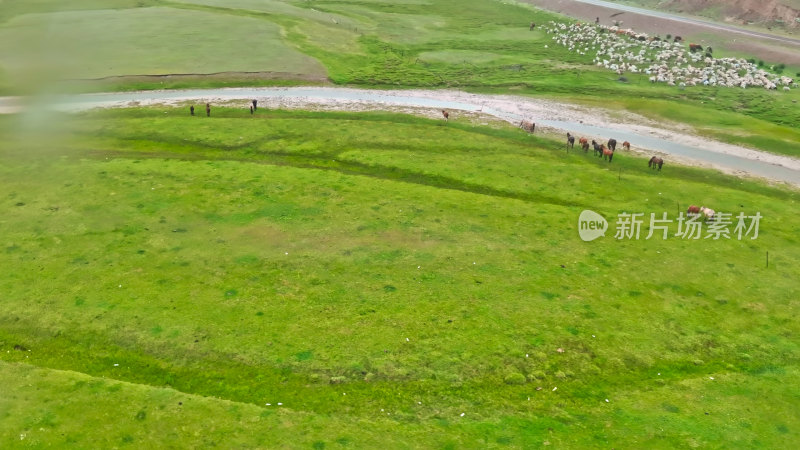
[518,117,664,171]
[439,110,667,172]
[565,132,637,164]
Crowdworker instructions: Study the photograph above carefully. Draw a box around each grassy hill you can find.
[1,107,798,447]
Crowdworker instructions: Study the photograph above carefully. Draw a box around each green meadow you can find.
[1,108,799,447]
[1,0,798,157]
[1,0,800,447]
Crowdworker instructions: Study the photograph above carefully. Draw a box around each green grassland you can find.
[1,0,798,159]
[1,108,799,447]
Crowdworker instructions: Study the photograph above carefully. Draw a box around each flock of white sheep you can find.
[542,21,796,90]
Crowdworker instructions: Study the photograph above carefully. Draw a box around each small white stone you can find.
[709,377,714,380]
[266,403,271,406]
[460,413,465,417]
[526,354,529,357]
[552,387,557,391]
[406,338,409,342]
[605,399,609,403]
[285,252,288,255]
[113,364,119,367]
[278,402,283,405]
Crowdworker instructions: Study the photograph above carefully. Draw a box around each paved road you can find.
[570,0,800,46]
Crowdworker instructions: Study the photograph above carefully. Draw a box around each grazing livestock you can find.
[252,99,258,110]
[530,22,536,30]
[689,43,703,53]
[541,21,794,91]
[441,109,450,121]
[592,140,602,156]
[519,120,535,133]
[700,206,715,221]
[622,141,630,150]
[607,138,617,151]
[579,137,589,152]
[602,145,614,162]
[648,156,663,170]
[567,132,575,149]
[687,205,701,216]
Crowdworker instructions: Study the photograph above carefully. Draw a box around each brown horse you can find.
[441,110,450,121]
[579,137,589,152]
[603,146,614,162]
[607,138,617,152]
[567,132,575,149]
[519,120,535,133]
[687,205,701,216]
[648,156,663,170]
[622,141,630,151]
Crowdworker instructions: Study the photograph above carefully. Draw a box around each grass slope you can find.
[0,5,325,87]
[1,108,799,447]
[1,0,797,159]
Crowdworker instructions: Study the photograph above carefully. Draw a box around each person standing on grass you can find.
[206,103,211,117]
[190,105,194,116]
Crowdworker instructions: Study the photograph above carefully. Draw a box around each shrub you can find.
[504,372,526,385]
[527,370,546,381]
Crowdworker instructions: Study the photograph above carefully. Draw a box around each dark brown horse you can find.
[687,205,701,216]
[648,156,663,170]
[607,138,617,152]
[567,132,575,149]
[622,141,630,151]
[442,109,450,121]
[592,140,602,157]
